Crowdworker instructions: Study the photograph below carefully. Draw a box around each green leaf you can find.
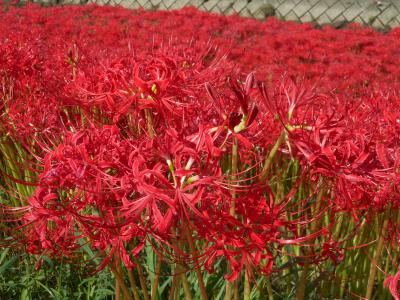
[20,288,29,300]
[0,248,10,264]
[94,288,114,298]
[35,281,59,298]
[0,255,18,274]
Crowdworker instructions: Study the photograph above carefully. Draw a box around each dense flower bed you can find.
[1,3,400,299]
[2,4,400,92]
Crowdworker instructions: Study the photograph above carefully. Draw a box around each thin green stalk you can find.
[110,261,133,300]
[257,276,274,300]
[168,273,178,300]
[225,282,233,300]
[151,256,162,300]
[169,237,181,300]
[260,132,285,182]
[244,272,250,300]
[0,142,30,203]
[181,274,193,300]
[183,224,208,300]
[233,281,239,300]
[127,269,140,300]
[265,277,274,300]
[116,259,123,300]
[173,234,193,300]
[230,138,238,216]
[258,135,288,300]
[176,263,192,300]
[337,213,357,296]
[346,220,368,294]
[136,264,150,300]
[296,184,324,300]
[226,138,239,300]
[365,207,391,299]
[378,253,390,297]
[116,277,121,300]
[174,275,182,300]
[144,109,155,138]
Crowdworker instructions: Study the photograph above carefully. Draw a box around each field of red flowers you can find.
[1,3,400,300]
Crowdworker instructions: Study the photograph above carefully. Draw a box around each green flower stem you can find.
[151,256,162,300]
[116,276,121,300]
[260,132,285,182]
[144,109,155,138]
[365,207,391,299]
[296,184,324,300]
[127,269,140,300]
[183,223,208,300]
[230,138,238,216]
[173,235,193,300]
[168,272,178,300]
[136,263,150,300]
[244,272,250,300]
[0,142,28,203]
[110,259,133,300]
[265,277,274,300]
[176,263,192,300]
[226,138,239,300]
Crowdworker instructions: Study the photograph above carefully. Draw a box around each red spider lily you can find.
[68,42,230,131]
[206,73,259,133]
[385,271,400,300]
[1,4,400,299]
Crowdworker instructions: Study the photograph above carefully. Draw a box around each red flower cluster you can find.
[0,3,399,298]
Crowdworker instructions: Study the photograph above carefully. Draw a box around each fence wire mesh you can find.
[7,0,400,29]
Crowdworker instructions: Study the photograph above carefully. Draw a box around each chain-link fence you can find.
[8,0,400,29]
